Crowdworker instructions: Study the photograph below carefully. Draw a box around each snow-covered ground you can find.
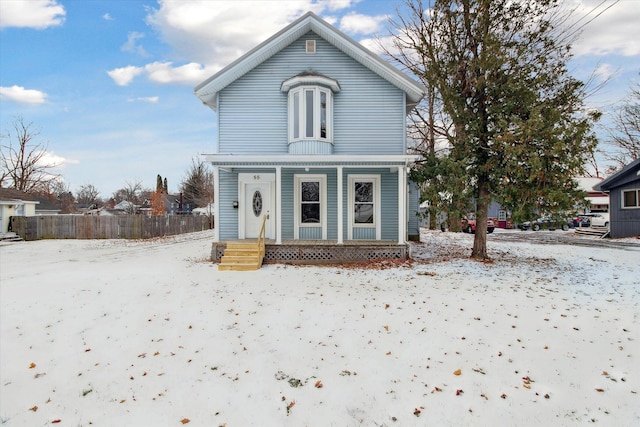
[1,229,639,426]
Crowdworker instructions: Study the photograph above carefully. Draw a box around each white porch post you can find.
[213,165,220,242]
[337,166,343,244]
[398,166,406,244]
[276,166,282,244]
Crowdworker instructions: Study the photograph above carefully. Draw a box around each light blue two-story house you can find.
[195,12,425,266]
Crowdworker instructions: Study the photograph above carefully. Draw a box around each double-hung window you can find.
[289,86,332,141]
[294,174,327,239]
[348,175,381,239]
[622,188,640,208]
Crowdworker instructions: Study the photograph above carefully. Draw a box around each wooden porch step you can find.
[218,241,265,271]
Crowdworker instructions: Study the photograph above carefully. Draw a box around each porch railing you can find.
[257,214,267,260]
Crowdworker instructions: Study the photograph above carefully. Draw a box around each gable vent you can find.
[306,40,316,54]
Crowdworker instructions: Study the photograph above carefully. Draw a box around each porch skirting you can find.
[211,240,408,265]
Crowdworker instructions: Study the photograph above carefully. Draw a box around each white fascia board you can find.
[194,12,425,111]
[201,153,421,166]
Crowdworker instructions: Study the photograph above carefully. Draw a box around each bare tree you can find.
[76,183,101,207]
[605,79,640,171]
[0,116,60,193]
[112,180,145,214]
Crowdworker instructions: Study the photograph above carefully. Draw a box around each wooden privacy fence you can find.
[10,215,213,241]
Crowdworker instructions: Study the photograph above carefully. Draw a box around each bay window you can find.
[289,86,332,141]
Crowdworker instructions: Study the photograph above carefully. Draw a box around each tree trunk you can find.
[471,177,490,260]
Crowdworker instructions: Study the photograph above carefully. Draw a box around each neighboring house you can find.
[194,12,425,245]
[575,176,608,213]
[0,188,39,233]
[111,200,137,214]
[34,196,62,216]
[162,193,192,215]
[593,159,640,238]
[192,203,215,216]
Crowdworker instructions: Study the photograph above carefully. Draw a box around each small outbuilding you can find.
[0,188,39,234]
[594,159,640,238]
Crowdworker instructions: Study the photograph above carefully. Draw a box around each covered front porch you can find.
[206,154,420,246]
[211,239,409,265]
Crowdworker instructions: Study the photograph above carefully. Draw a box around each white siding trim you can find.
[398,166,406,244]
[213,165,220,242]
[337,166,343,244]
[276,166,282,244]
[202,154,419,164]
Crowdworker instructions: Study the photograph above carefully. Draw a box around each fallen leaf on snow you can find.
[29,405,38,412]
[29,363,36,369]
[180,418,190,424]
[314,380,323,388]
[453,369,462,376]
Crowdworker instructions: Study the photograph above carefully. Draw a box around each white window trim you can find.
[348,174,381,240]
[288,86,333,143]
[621,188,640,209]
[294,174,327,239]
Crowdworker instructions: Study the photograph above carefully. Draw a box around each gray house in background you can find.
[594,158,640,238]
[194,12,425,245]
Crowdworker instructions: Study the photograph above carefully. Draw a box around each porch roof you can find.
[202,154,420,168]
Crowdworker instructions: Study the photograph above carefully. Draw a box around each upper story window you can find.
[289,86,332,141]
[282,72,340,144]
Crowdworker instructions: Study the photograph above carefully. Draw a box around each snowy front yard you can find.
[1,230,638,426]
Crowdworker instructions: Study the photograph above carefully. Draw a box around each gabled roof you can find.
[194,11,425,112]
[594,158,640,192]
[0,187,39,203]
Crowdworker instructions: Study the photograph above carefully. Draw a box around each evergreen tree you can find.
[156,174,163,193]
[391,0,598,259]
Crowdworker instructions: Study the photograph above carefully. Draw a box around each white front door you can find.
[239,173,275,239]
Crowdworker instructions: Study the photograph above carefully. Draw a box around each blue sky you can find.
[1,0,639,199]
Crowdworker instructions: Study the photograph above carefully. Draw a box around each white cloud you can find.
[102,13,113,21]
[0,0,65,29]
[594,63,616,81]
[0,85,47,105]
[127,96,159,103]
[339,12,388,35]
[40,151,78,169]
[121,31,148,57]
[107,66,144,86]
[107,1,382,86]
[144,61,213,85]
[359,35,398,56]
[144,1,364,70]
[563,0,640,57]
[107,62,216,87]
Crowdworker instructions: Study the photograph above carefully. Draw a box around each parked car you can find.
[589,212,610,228]
[461,213,495,234]
[573,214,597,227]
[520,216,571,231]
